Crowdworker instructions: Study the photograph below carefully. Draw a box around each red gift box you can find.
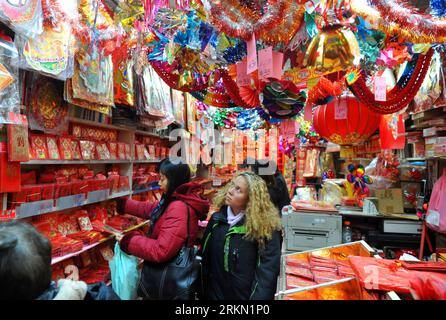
[108,174,120,193]
[10,190,26,209]
[41,183,55,200]
[0,142,21,193]
[21,171,37,185]
[7,122,30,162]
[55,182,72,199]
[96,142,111,160]
[58,137,74,160]
[71,180,89,195]
[39,172,56,184]
[22,185,42,202]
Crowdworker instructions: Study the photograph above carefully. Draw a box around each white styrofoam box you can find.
[383,219,422,234]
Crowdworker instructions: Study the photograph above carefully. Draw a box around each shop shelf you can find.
[51,220,150,265]
[22,160,131,165]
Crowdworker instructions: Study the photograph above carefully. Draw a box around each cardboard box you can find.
[374,189,404,214]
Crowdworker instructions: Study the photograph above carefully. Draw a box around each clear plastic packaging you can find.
[0,0,43,38]
[14,21,74,80]
[0,35,20,124]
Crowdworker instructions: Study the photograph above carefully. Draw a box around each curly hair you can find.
[213,172,282,247]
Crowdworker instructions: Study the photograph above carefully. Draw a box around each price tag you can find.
[246,34,258,74]
[374,76,387,102]
[258,46,273,80]
[236,59,250,87]
[213,178,222,187]
[334,100,348,120]
[272,51,284,79]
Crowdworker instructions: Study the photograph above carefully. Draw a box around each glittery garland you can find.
[350,0,446,43]
[207,0,304,44]
[348,48,434,114]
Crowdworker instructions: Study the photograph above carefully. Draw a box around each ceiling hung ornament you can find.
[303,0,360,78]
[347,48,434,114]
[262,80,306,119]
[350,0,446,43]
[313,95,380,146]
[204,0,306,45]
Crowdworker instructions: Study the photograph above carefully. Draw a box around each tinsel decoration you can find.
[350,0,446,43]
[205,0,305,44]
[348,48,434,114]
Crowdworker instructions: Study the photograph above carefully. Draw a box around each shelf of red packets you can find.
[28,133,132,161]
[10,166,130,217]
[134,135,170,161]
[30,204,147,265]
[133,164,160,190]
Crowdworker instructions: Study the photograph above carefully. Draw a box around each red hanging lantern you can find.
[313,95,380,145]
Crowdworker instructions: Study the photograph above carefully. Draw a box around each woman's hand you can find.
[114,232,124,242]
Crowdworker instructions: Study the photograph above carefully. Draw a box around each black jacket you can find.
[200,206,281,300]
[269,171,291,215]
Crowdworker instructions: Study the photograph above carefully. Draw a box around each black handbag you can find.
[137,205,200,300]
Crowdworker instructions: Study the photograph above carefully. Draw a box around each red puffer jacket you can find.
[119,182,210,263]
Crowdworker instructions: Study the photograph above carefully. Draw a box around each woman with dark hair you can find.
[0,221,119,300]
[251,160,291,215]
[118,159,210,296]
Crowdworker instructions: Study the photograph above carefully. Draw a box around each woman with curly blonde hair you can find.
[200,172,282,300]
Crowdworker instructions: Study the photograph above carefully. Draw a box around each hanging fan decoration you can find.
[221,68,262,109]
[262,80,306,119]
[205,0,305,44]
[190,75,238,108]
[306,76,346,106]
[347,48,434,114]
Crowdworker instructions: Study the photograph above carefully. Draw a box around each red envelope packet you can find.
[46,136,61,160]
[71,140,82,160]
[117,143,126,160]
[108,142,117,160]
[22,185,41,202]
[55,182,72,198]
[71,180,89,195]
[58,137,74,160]
[30,134,48,160]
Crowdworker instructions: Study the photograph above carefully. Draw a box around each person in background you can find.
[0,221,119,300]
[251,160,291,216]
[200,171,282,300]
[118,159,210,295]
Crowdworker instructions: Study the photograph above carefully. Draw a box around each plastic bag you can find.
[109,242,140,300]
[426,172,446,234]
[0,0,43,38]
[14,21,75,81]
[0,35,20,124]
[409,274,446,300]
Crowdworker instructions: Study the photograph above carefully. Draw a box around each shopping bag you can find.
[426,173,446,234]
[109,242,139,300]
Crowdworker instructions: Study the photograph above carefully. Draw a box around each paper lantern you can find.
[313,95,380,145]
[304,27,360,76]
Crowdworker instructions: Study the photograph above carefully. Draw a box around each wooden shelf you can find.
[51,220,150,265]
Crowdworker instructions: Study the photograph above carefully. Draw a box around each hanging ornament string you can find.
[347,48,434,114]
[373,0,446,40]
[206,0,305,44]
[350,0,446,43]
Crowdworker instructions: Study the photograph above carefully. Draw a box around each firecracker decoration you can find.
[348,48,434,114]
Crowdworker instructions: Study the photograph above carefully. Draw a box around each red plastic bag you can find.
[409,274,446,300]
